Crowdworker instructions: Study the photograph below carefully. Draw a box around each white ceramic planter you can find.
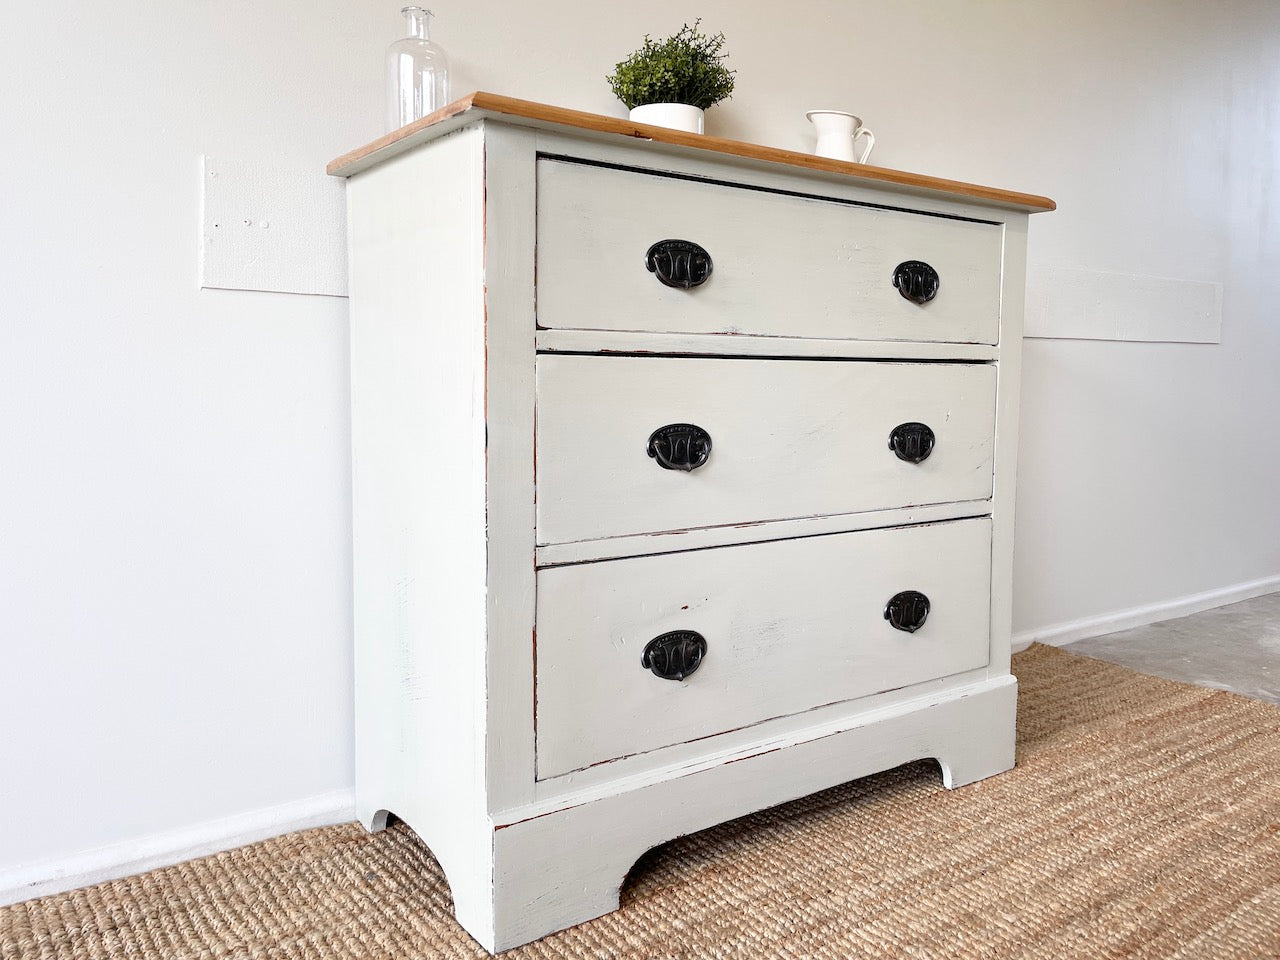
[629,102,705,134]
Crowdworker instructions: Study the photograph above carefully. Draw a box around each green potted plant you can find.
[606,21,736,134]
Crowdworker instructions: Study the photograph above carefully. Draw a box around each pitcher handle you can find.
[853,127,876,164]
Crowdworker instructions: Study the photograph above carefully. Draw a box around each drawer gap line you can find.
[538,153,1003,226]
[535,349,996,364]
[536,510,994,568]
[534,666,991,783]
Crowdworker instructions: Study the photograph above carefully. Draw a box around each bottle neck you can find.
[403,6,432,40]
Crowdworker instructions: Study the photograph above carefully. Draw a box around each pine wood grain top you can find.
[328,91,1055,213]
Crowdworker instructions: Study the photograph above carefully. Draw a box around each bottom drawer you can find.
[535,517,992,780]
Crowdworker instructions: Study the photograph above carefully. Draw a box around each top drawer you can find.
[536,158,1004,344]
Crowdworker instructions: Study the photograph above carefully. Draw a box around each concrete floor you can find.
[1064,591,1280,706]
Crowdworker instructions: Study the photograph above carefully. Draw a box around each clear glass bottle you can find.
[386,7,450,132]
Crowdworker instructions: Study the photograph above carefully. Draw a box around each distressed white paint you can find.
[987,214,1028,678]
[200,155,348,297]
[346,127,495,938]
[535,499,990,567]
[7,0,1280,920]
[1025,266,1222,343]
[344,116,1026,951]
[490,675,1017,952]
[536,157,1004,343]
[535,328,1000,361]
[536,356,996,545]
[531,129,1033,225]
[525,655,997,804]
[480,126,543,817]
[536,518,993,779]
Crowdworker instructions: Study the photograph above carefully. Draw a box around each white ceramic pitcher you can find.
[806,110,876,163]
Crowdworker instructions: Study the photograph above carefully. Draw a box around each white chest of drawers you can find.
[331,93,1053,953]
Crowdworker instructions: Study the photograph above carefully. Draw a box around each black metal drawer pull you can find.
[888,422,935,463]
[648,423,712,471]
[892,260,940,304]
[642,630,707,681]
[646,239,713,289]
[885,591,931,633]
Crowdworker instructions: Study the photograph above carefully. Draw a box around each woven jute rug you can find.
[4,643,1280,959]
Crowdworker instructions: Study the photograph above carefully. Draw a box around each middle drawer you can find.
[536,355,996,546]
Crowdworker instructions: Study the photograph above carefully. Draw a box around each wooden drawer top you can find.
[328,91,1056,214]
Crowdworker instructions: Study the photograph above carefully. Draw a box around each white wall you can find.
[0,1,385,889]
[3,0,1278,896]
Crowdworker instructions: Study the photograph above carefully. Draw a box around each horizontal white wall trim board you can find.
[1013,575,1280,652]
[200,155,348,297]
[1025,266,1222,343]
[0,788,356,908]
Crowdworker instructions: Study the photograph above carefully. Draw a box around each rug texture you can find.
[4,643,1280,959]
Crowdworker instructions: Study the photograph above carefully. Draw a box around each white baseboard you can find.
[0,788,356,908]
[1012,575,1280,652]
